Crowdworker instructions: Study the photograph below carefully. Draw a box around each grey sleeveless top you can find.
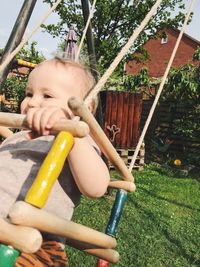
[0,131,83,242]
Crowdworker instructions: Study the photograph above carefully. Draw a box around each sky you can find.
[0,0,199,59]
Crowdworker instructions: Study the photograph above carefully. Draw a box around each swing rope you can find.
[0,0,162,101]
[0,1,197,265]
[129,0,196,172]
[0,0,62,74]
[75,0,97,61]
[84,0,163,106]
[0,0,196,173]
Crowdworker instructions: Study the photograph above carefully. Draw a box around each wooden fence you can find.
[100,91,144,170]
[100,91,143,148]
[140,99,200,164]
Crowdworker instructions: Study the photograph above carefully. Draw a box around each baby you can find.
[0,58,110,266]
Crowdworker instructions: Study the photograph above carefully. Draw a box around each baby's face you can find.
[21,60,87,115]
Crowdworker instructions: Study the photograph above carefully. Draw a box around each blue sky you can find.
[0,1,60,58]
[0,0,199,59]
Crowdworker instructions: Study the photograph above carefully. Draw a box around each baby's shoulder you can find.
[1,130,26,146]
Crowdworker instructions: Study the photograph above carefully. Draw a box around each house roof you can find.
[126,27,200,78]
[172,27,200,45]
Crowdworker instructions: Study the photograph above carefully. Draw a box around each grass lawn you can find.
[66,164,200,267]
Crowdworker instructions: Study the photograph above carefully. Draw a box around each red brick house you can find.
[125,28,200,165]
[126,27,200,77]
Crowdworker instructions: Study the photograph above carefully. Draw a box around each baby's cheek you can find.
[20,98,29,114]
[20,99,28,114]
[66,108,73,117]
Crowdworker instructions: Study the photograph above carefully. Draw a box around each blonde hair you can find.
[34,56,98,114]
[53,56,98,114]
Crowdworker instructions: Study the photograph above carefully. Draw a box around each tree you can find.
[163,63,200,104]
[17,41,45,64]
[193,46,200,61]
[1,42,45,113]
[42,0,187,74]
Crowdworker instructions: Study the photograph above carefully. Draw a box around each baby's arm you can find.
[25,107,110,197]
[68,137,110,198]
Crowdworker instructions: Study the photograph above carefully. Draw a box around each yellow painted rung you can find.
[25,131,74,208]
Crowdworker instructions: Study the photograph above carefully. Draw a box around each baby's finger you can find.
[26,108,39,129]
[45,109,66,130]
[31,109,44,134]
[39,108,55,135]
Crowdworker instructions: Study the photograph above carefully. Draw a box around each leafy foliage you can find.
[193,46,200,61]
[1,76,27,113]
[163,64,200,104]
[42,0,186,73]
[103,66,153,92]
[17,41,45,64]
[126,46,150,64]
[1,42,45,113]
[67,166,200,266]
[162,64,200,140]
[147,63,200,167]
[123,68,151,92]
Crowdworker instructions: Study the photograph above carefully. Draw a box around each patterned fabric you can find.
[15,241,68,267]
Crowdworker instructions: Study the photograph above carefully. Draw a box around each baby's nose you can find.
[28,96,41,108]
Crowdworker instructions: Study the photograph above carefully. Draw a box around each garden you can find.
[0,45,199,266]
[0,2,199,266]
[67,165,200,266]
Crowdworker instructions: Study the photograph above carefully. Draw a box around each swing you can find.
[0,0,195,266]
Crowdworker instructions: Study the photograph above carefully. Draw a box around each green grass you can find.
[66,165,200,267]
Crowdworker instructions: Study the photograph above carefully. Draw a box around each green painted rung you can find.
[0,244,19,267]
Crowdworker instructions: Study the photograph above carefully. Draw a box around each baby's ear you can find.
[87,101,94,113]
[87,97,98,115]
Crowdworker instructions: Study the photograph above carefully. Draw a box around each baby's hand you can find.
[26,107,70,136]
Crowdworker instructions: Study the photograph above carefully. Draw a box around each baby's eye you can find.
[44,94,53,99]
[26,92,33,97]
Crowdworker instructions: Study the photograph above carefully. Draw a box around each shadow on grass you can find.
[145,163,200,182]
[138,187,200,213]
[128,196,200,266]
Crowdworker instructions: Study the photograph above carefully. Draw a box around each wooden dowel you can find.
[0,112,89,137]
[25,131,74,208]
[68,97,134,182]
[0,218,42,253]
[0,126,13,138]
[108,180,136,192]
[65,239,119,264]
[9,201,117,249]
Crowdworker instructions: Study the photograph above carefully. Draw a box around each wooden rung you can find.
[9,201,117,250]
[108,180,136,192]
[0,218,42,253]
[0,126,13,138]
[66,239,119,264]
[0,112,89,138]
[68,97,134,182]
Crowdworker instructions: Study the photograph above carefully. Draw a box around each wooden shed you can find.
[100,91,144,169]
